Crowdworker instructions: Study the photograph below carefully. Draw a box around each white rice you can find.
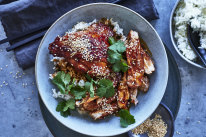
[174,0,206,60]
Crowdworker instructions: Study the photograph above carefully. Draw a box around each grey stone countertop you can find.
[0,0,206,137]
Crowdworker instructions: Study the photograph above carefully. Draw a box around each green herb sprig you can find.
[56,98,75,117]
[107,37,128,72]
[119,109,135,128]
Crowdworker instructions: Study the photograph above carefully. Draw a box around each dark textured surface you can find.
[0,0,159,69]
[1,0,206,137]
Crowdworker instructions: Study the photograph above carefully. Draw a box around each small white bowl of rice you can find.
[170,0,206,69]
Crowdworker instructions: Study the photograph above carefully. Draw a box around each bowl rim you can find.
[35,3,168,136]
[169,0,206,69]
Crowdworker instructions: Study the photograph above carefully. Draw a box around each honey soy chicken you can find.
[49,19,155,120]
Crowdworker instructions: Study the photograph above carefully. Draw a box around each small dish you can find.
[170,0,206,69]
[128,103,174,137]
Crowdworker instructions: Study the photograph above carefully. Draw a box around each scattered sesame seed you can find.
[5,65,8,67]
[1,92,4,95]
[197,121,200,123]
[10,72,13,74]
[5,83,8,86]
[27,98,31,100]
[0,68,2,71]
[3,81,6,84]
[19,76,22,78]
[187,102,190,105]
[176,131,181,135]
[0,85,2,87]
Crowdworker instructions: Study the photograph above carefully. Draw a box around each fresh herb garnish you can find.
[107,37,128,72]
[96,79,115,98]
[70,86,87,100]
[52,71,71,94]
[56,98,76,117]
[63,98,75,111]
[119,109,135,128]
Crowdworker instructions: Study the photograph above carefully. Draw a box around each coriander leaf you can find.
[116,41,126,53]
[108,41,126,53]
[56,101,71,117]
[107,37,128,73]
[70,86,87,100]
[108,44,118,52]
[119,109,135,128]
[67,78,76,91]
[96,87,107,97]
[63,98,75,112]
[85,74,92,81]
[84,82,91,91]
[107,50,122,64]
[60,110,71,117]
[56,101,65,112]
[85,81,94,97]
[97,79,115,98]
[108,37,116,45]
[52,71,71,94]
[120,59,128,72]
[63,72,71,86]
[98,79,113,87]
[112,62,122,72]
[105,86,115,98]
[89,81,94,97]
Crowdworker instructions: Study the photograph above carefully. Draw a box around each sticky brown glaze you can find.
[126,30,144,89]
[49,22,114,76]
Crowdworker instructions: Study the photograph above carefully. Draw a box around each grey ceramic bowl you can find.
[35,3,168,136]
[170,0,206,69]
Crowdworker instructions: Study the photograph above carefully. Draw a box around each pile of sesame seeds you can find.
[132,114,167,137]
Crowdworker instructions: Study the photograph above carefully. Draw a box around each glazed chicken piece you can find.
[139,76,150,92]
[130,88,138,105]
[90,95,118,120]
[143,51,155,74]
[49,22,114,78]
[90,101,118,120]
[126,30,144,89]
[80,96,100,112]
[117,72,130,109]
[76,93,118,120]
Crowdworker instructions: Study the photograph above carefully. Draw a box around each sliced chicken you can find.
[48,22,114,77]
[90,102,118,120]
[143,52,155,74]
[139,76,150,92]
[130,88,138,105]
[126,30,144,89]
[117,72,130,109]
